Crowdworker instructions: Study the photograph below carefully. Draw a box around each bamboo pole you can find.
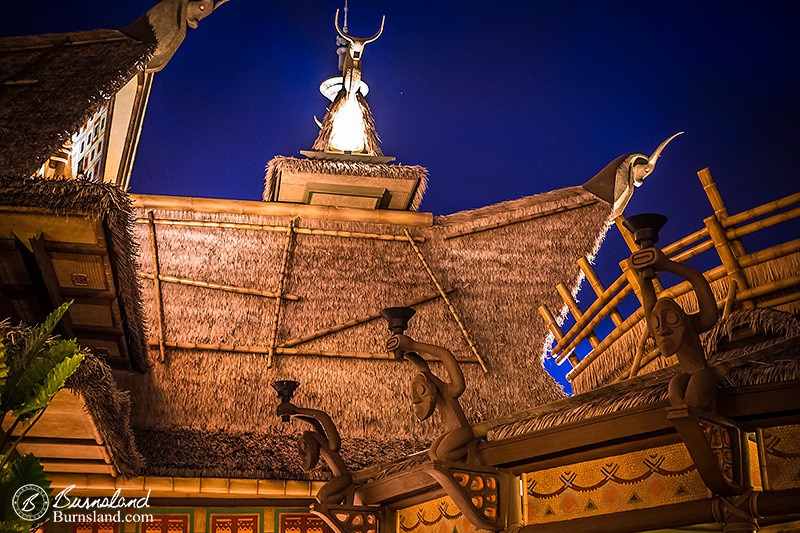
[555,283,634,364]
[723,279,738,318]
[403,228,489,372]
[146,340,479,363]
[147,211,166,362]
[738,238,800,267]
[267,219,295,367]
[669,239,715,263]
[727,206,800,240]
[757,291,800,309]
[137,217,424,242]
[628,327,651,379]
[552,274,629,355]
[697,168,747,256]
[724,192,800,228]
[444,198,598,239]
[565,264,728,380]
[662,227,709,257]
[578,257,623,327]
[538,305,578,366]
[556,283,599,348]
[137,272,300,300]
[737,275,800,301]
[705,215,754,309]
[278,288,456,348]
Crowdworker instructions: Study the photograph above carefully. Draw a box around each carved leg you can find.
[668,372,692,406]
[430,427,475,463]
[317,474,355,506]
[685,367,719,411]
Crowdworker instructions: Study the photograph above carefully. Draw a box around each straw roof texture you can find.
[312,91,382,156]
[263,156,428,211]
[120,185,612,477]
[0,177,148,372]
[66,355,144,477]
[0,30,153,178]
[571,252,800,394]
[487,310,800,441]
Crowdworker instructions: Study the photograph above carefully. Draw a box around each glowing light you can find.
[329,97,366,153]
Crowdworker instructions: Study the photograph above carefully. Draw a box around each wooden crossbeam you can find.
[28,236,75,338]
[403,229,488,372]
[137,272,300,300]
[267,219,295,367]
[705,214,754,309]
[147,211,166,362]
[577,257,623,327]
[556,283,599,348]
[537,305,578,367]
[278,288,455,349]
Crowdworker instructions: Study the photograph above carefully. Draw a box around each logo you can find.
[12,484,49,521]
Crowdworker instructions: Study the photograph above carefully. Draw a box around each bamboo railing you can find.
[542,168,800,385]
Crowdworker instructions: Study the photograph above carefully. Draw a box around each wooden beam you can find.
[147,211,166,362]
[278,288,455,348]
[137,272,300,301]
[537,305,578,367]
[556,282,599,348]
[28,236,75,338]
[131,194,434,227]
[403,229,488,372]
[267,219,295,367]
[577,257,623,327]
[705,214,754,308]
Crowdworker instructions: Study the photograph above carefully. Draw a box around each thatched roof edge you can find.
[311,91,383,156]
[263,156,429,211]
[0,29,153,177]
[66,355,144,477]
[0,177,148,372]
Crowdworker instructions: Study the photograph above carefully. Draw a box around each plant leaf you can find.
[3,339,79,413]
[15,302,71,374]
[14,353,84,420]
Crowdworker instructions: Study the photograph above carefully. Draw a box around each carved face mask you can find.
[649,298,687,357]
[297,431,320,472]
[411,373,436,421]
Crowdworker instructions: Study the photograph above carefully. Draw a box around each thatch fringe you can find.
[263,156,428,211]
[571,252,800,394]
[0,177,148,372]
[120,188,612,476]
[312,91,383,156]
[0,29,153,177]
[66,355,144,477]
[488,330,800,441]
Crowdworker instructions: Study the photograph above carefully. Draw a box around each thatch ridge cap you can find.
[0,29,132,51]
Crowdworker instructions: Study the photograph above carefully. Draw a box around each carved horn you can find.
[334,9,385,44]
[647,131,684,168]
[213,0,230,10]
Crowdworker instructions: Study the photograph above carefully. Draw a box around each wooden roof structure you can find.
[119,185,613,479]
[0,30,153,179]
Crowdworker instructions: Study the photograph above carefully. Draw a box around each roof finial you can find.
[343,0,349,33]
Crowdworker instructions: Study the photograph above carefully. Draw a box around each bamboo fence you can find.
[543,168,800,385]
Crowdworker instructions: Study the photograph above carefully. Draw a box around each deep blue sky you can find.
[4,1,799,392]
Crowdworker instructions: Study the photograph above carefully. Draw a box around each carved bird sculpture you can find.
[123,0,230,72]
[583,132,683,216]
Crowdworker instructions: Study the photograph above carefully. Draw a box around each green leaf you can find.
[0,339,7,391]
[14,302,71,374]
[14,353,84,420]
[3,339,79,413]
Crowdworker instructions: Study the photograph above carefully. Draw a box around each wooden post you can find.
[620,259,643,305]
[538,305,579,367]
[267,219,295,367]
[578,257,623,326]
[556,283,599,348]
[723,279,738,318]
[403,229,489,372]
[628,327,651,379]
[705,215,754,309]
[698,168,746,256]
[147,211,166,362]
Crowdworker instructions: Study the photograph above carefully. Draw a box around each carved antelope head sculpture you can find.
[334,9,385,95]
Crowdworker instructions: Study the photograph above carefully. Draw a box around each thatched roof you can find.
[66,355,144,477]
[571,253,800,394]
[0,177,148,372]
[263,156,428,211]
[0,29,153,178]
[120,185,613,478]
[486,309,800,442]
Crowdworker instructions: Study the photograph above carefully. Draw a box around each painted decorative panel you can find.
[210,514,259,533]
[761,424,800,491]
[279,513,332,533]
[142,514,190,532]
[396,495,489,533]
[523,443,708,525]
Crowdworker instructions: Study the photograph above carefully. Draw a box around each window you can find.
[142,514,190,533]
[210,514,259,533]
[279,513,332,533]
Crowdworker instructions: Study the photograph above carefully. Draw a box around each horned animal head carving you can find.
[334,9,385,95]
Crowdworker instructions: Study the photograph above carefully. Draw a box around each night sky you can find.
[4,1,799,392]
